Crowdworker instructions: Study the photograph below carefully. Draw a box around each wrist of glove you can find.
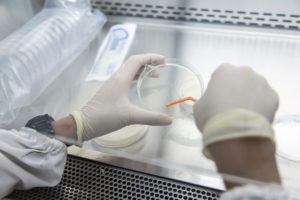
[202,108,275,159]
[71,111,84,143]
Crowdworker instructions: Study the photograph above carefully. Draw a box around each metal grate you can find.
[91,0,300,30]
[8,155,221,200]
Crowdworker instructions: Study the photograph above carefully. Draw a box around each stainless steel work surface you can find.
[8,155,221,200]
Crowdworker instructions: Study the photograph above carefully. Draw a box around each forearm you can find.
[209,138,281,189]
[51,115,78,141]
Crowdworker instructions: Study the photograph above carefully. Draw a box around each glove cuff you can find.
[70,111,84,143]
[202,108,275,159]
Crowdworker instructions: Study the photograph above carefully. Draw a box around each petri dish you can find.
[178,75,203,112]
[92,125,148,148]
[137,60,204,118]
[274,115,300,162]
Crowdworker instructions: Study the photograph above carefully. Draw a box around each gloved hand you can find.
[193,64,279,156]
[194,64,279,131]
[193,64,281,188]
[72,54,172,142]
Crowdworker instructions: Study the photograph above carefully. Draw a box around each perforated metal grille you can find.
[8,155,221,200]
[91,0,300,30]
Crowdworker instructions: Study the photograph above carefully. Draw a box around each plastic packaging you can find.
[86,23,137,81]
[137,60,204,118]
[0,0,106,127]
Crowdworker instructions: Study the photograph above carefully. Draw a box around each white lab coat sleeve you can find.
[0,127,67,199]
[220,184,300,200]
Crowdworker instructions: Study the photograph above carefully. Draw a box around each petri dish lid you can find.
[274,115,300,162]
[137,60,204,118]
[92,125,148,148]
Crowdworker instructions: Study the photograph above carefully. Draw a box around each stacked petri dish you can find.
[0,2,106,127]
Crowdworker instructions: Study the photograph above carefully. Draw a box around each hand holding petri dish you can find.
[137,59,204,118]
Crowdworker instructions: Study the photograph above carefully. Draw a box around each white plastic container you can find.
[0,0,106,126]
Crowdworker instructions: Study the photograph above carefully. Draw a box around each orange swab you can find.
[165,96,197,108]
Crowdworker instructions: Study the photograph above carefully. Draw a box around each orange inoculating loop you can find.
[165,96,197,108]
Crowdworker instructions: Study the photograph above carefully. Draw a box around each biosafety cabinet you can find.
[2,0,300,199]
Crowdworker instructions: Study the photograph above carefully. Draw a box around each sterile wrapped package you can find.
[0,0,106,127]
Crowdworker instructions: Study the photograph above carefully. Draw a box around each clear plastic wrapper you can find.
[86,23,137,81]
[0,0,106,127]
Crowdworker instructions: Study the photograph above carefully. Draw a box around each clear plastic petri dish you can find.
[92,125,148,148]
[137,59,204,118]
[274,115,300,162]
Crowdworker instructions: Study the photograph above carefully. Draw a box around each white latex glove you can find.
[194,63,279,131]
[193,64,279,157]
[72,54,172,142]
